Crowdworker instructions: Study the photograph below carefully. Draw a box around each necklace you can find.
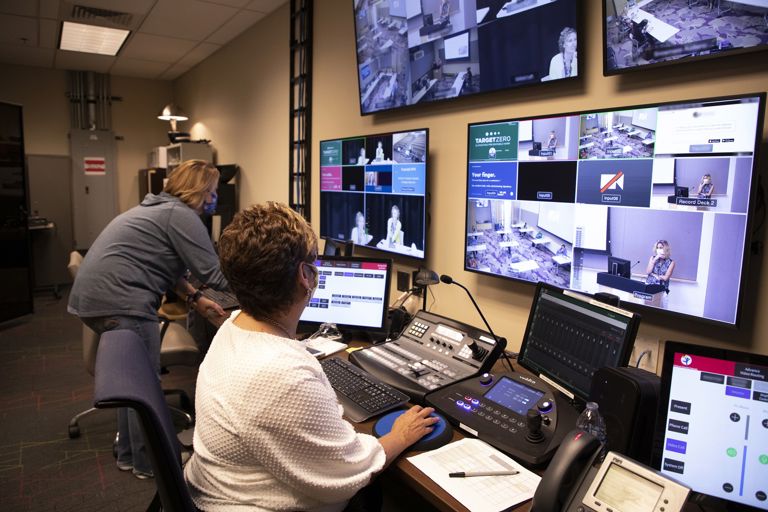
[259,314,294,339]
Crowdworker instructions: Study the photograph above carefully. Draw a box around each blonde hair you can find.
[219,202,318,317]
[163,160,219,210]
[654,240,671,258]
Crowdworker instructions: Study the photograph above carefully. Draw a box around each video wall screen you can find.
[320,128,428,260]
[464,93,765,326]
[604,0,768,75]
[353,0,579,115]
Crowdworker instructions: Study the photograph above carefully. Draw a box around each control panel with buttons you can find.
[349,310,506,403]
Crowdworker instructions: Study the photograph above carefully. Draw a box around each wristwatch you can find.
[187,289,203,305]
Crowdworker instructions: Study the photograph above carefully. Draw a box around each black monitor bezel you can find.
[517,282,641,402]
[298,254,393,332]
[601,0,768,77]
[652,340,768,511]
[351,0,583,116]
[319,127,430,262]
[462,92,766,328]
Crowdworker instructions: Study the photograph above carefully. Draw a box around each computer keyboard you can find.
[321,357,409,423]
[201,288,240,310]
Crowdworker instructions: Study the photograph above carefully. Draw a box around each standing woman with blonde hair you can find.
[645,239,675,292]
[68,159,229,479]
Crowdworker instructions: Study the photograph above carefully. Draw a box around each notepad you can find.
[304,336,348,358]
[408,438,541,512]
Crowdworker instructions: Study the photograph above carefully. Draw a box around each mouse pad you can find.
[373,410,453,451]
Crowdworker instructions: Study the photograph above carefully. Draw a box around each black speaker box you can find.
[589,366,660,465]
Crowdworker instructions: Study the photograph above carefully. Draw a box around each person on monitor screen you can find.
[386,204,403,247]
[556,244,568,257]
[696,174,715,199]
[546,27,578,80]
[184,202,437,511]
[375,141,385,162]
[350,211,373,245]
[439,0,450,22]
[357,147,368,165]
[547,130,558,149]
[645,240,675,292]
[68,159,229,480]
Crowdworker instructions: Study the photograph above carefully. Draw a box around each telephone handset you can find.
[532,429,691,512]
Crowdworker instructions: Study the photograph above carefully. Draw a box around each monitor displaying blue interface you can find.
[603,0,768,76]
[353,0,580,115]
[299,256,392,330]
[320,128,428,260]
[464,93,765,326]
[654,341,768,510]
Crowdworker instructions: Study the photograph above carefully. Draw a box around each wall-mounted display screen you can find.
[603,0,768,75]
[464,93,765,326]
[320,128,428,260]
[353,0,580,115]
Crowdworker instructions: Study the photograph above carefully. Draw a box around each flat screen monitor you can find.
[463,93,765,326]
[517,283,640,402]
[353,0,580,115]
[320,128,428,260]
[608,256,631,278]
[299,255,392,331]
[603,0,768,76]
[653,340,768,510]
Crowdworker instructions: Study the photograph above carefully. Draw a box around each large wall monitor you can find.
[603,0,768,75]
[353,0,580,115]
[463,93,765,326]
[320,128,428,260]
[654,340,768,510]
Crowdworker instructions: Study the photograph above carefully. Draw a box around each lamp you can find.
[157,103,190,143]
[414,267,439,311]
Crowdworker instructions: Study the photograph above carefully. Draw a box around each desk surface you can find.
[509,260,539,272]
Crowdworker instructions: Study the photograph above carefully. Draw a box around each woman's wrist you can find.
[186,289,203,305]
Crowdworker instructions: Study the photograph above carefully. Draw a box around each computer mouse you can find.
[373,409,453,451]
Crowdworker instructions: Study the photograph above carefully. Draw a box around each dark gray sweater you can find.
[68,192,229,321]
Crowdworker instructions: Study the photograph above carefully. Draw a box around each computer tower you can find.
[589,366,660,465]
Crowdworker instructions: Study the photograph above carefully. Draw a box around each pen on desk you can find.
[449,470,519,478]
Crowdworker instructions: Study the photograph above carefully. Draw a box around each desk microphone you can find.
[631,260,641,269]
[439,274,506,361]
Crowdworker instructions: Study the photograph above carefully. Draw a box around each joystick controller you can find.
[526,409,545,444]
[468,340,488,361]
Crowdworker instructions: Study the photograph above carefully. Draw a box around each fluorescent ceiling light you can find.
[59,21,130,56]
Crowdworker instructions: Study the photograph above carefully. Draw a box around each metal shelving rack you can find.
[289,0,313,220]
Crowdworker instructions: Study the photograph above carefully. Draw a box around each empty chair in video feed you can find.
[650,156,752,213]
[466,199,573,288]
[571,205,748,324]
[517,115,580,161]
[578,108,656,160]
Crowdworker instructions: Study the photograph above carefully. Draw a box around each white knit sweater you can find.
[184,312,386,511]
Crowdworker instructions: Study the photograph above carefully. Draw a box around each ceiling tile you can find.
[0,44,54,67]
[0,13,37,46]
[198,0,252,7]
[63,0,157,17]
[0,0,37,17]
[120,33,197,63]
[177,41,220,67]
[55,48,115,72]
[245,0,287,13]
[39,18,58,48]
[159,62,192,80]
[110,57,171,78]
[139,0,239,41]
[205,9,264,45]
[39,0,58,19]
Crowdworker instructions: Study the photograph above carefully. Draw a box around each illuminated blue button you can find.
[471,399,479,405]
[456,400,464,407]
[463,403,472,410]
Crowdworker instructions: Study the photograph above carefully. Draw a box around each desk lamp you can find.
[157,103,190,143]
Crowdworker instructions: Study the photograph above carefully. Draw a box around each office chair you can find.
[66,251,196,439]
[93,329,198,512]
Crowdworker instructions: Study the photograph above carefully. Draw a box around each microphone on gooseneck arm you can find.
[439,274,507,361]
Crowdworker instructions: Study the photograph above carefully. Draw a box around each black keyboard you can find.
[321,357,409,423]
[201,288,239,310]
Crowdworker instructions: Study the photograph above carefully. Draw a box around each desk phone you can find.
[425,370,578,467]
[348,310,506,402]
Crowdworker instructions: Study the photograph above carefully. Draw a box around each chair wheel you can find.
[68,425,80,439]
[113,433,119,458]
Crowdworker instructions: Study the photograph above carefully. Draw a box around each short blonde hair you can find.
[654,240,671,258]
[164,160,219,210]
[218,202,318,317]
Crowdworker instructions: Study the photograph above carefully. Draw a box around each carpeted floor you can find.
[0,289,196,512]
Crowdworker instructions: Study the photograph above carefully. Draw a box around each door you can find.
[0,102,33,322]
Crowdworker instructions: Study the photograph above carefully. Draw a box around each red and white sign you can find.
[84,156,106,175]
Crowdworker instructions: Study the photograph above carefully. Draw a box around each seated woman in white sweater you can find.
[184,201,437,512]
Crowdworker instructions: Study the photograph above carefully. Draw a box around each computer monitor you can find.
[653,341,768,510]
[464,93,766,326]
[674,185,688,198]
[298,255,392,332]
[608,256,631,278]
[320,128,428,260]
[517,283,641,402]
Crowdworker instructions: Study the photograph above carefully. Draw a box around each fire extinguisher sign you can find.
[84,157,106,175]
